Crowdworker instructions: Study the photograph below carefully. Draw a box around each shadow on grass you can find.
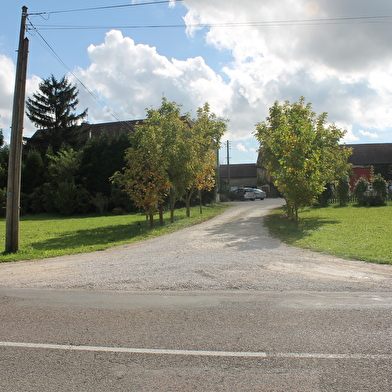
[30,222,148,251]
[264,208,340,245]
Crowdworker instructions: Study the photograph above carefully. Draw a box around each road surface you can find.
[0,199,391,391]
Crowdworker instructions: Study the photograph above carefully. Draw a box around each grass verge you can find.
[264,201,392,264]
[0,204,229,262]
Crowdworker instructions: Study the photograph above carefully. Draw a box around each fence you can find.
[327,195,358,204]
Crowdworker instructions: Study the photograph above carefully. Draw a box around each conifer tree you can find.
[26,75,88,153]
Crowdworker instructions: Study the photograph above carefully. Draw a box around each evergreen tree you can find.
[25,74,88,154]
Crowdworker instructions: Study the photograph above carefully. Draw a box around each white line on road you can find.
[0,341,390,360]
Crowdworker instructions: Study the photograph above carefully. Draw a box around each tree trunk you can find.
[185,189,194,218]
[159,204,164,226]
[169,189,176,223]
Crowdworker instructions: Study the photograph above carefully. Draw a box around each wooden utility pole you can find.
[226,140,231,191]
[5,6,29,253]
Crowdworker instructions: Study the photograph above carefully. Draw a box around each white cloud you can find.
[0,55,40,141]
[74,30,232,125]
[338,124,359,144]
[0,55,15,139]
[183,0,392,140]
[359,130,379,139]
[236,143,247,152]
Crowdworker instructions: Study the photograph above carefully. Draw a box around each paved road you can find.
[1,200,391,391]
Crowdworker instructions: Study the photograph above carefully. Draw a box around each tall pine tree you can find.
[26,74,88,154]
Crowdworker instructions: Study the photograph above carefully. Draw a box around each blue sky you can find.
[1,1,392,164]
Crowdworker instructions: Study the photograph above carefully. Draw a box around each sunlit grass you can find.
[0,204,229,262]
[265,201,392,264]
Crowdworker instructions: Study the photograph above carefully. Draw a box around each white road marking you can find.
[0,341,390,360]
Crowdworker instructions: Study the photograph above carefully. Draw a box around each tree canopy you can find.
[112,98,227,226]
[254,97,352,221]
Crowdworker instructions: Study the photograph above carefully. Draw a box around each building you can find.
[346,143,392,187]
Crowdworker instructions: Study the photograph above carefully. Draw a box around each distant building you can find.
[219,163,259,190]
[346,143,392,188]
[256,143,392,192]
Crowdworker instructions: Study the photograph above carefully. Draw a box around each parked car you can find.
[229,188,255,201]
[253,189,266,200]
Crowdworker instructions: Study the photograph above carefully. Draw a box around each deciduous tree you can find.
[254,97,352,221]
[111,123,170,227]
[184,103,227,216]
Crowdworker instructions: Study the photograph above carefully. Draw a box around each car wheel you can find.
[240,196,244,201]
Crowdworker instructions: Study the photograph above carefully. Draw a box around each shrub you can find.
[112,207,125,215]
[372,173,388,199]
[91,192,109,214]
[54,181,78,215]
[336,176,350,206]
[318,182,334,206]
[366,192,385,206]
[354,176,369,206]
[0,187,6,217]
[75,186,92,214]
[366,173,388,206]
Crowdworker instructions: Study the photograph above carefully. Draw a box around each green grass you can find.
[265,201,392,264]
[0,204,229,262]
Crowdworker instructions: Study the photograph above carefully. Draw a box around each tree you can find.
[21,149,45,195]
[111,115,171,227]
[183,103,227,216]
[254,97,352,221]
[28,147,90,215]
[78,131,131,203]
[26,74,88,154]
[112,99,227,225]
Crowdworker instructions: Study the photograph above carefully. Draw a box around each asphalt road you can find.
[1,200,391,391]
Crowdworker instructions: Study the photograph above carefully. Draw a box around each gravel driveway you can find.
[1,199,391,291]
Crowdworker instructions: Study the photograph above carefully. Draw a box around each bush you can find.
[372,173,388,199]
[0,187,6,217]
[54,181,78,215]
[366,191,385,206]
[336,176,350,206]
[112,207,125,215]
[75,186,92,214]
[354,176,369,206]
[353,174,387,207]
[91,192,109,214]
[318,182,334,206]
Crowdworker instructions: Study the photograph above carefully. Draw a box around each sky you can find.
[1,0,392,164]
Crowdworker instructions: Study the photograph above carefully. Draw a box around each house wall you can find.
[229,177,258,189]
[350,167,371,189]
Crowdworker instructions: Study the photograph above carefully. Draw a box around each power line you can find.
[26,18,135,132]
[31,0,184,17]
[30,14,392,31]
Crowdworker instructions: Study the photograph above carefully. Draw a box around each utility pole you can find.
[5,6,29,253]
[226,140,231,191]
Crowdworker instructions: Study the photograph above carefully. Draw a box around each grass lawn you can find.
[0,204,229,262]
[264,201,392,264]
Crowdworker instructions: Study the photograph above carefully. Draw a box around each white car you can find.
[253,189,266,200]
[230,188,255,201]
